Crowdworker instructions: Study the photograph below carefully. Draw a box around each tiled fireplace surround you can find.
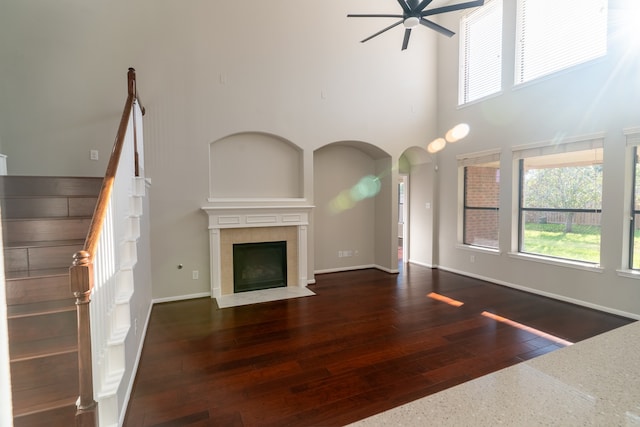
[202,206,313,299]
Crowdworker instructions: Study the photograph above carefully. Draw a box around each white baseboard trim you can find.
[407,259,435,269]
[152,292,212,304]
[375,264,399,274]
[315,264,375,275]
[314,264,399,275]
[119,301,153,427]
[438,265,640,321]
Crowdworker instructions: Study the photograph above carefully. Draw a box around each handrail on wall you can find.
[68,68,145,426]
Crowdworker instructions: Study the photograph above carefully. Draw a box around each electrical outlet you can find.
[90,150,99,161]
[192,270,199,280]
[470,255,475,263]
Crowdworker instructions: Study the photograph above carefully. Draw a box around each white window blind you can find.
[513,135,604,160]
[459,0,503,105]
[515,0,608,85]
[625,128,640,147]
[457,149,501,167]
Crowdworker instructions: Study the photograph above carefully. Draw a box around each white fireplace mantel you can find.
[202,205,314,299]
[202,205,314,229]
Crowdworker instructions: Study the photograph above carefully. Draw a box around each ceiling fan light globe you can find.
[403,16,420,28]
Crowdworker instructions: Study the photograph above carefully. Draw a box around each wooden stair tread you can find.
[2,176,99,426]
[10,335,77,362]
[5,268,69,280]
[2,194,98,199]
[12,404,76,427]
[8,299,76,319]
[3,218,91,245]
[12,394,78,418]
[4,239,85,249]
[3,216,92,222]
[0,175,102,198]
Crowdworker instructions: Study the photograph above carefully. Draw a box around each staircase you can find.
[2,175,102,427]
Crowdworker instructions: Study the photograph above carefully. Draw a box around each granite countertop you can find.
[349,320,640,426]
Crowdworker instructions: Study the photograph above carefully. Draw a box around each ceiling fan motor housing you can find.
[403,16,420,28]
[348,0,486,50]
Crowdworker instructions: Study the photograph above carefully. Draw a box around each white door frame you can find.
[399,174,409,263]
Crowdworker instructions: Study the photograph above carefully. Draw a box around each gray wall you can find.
[314,144,378,271]
[434,2,640,317]
[5,0,638,317]
[0,0,439,300]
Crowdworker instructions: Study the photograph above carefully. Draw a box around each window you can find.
[459,0,503,105]
[460,151,501,249]
[627,131,640,269]
[516,139,603,264]
[515,0,608,85]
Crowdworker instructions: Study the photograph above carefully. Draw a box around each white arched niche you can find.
[209,132,303,201]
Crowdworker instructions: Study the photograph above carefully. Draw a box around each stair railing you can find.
[69,68,145,427]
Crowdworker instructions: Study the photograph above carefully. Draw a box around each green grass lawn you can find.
[523,223,601,263]
[523,223,640,267]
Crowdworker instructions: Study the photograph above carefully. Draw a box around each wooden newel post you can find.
[127,68,136,97]
[70,250,98,427]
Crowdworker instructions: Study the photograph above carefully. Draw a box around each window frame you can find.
[514,137,604,265]
[458,150,501,250]
[629,146,638,268]
[514,0,608,86]
[626,130,640,270]
[458,0,503,105]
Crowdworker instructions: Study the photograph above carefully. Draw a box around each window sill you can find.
[457,90,504,109]
[616,269,640,280]
[512,55,607,91]
[507,252,603,273]
[457,244,501,255]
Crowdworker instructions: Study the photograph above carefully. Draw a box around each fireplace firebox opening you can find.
[233,241,287,293]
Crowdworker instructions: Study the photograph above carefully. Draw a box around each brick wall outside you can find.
[464,166,499,247]
[463,165,607,247]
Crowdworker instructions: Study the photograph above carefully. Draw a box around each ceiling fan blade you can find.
[419,18,455,37]
[402,28,412,50]
[361,20,404,43]
[421,0,484,17]
[347,14,404,18]
[396,0,411,14]
[415,0,434,12]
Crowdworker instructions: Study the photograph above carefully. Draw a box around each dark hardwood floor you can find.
[124,265,634,427]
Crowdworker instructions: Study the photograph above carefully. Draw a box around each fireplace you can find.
[202,205,313,298]
[233,241,287,293]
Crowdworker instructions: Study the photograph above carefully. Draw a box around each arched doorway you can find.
[398,147,435,268]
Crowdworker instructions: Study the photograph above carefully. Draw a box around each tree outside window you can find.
[519,148,603,263]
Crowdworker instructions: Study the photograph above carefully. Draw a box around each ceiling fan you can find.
[348,0,485,50]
